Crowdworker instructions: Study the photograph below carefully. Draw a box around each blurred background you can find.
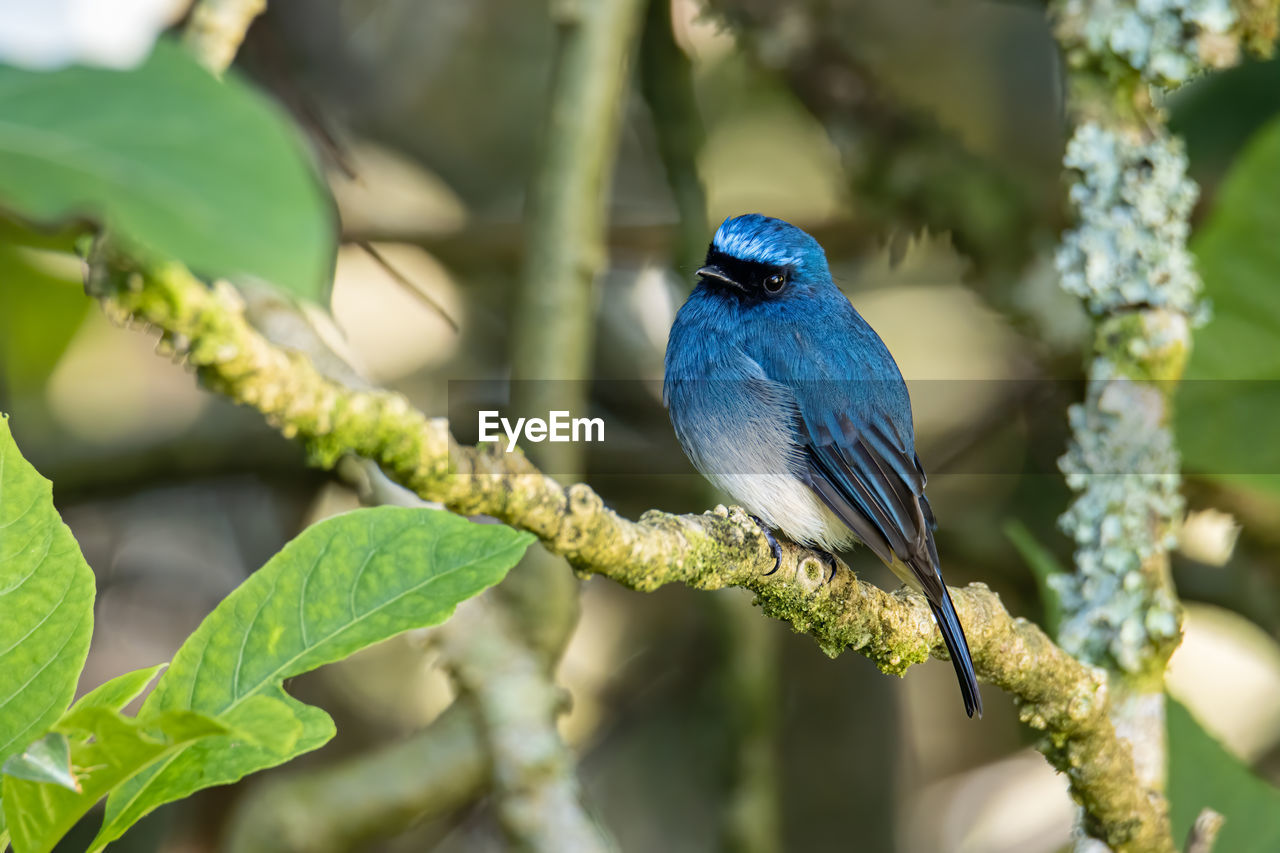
[2,0,1280,850]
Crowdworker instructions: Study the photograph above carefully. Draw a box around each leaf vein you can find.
[0,530,63,658]
[297,535,335,650]
[102,530,526,840]
[231,573,280,702]
[0,607,89,751]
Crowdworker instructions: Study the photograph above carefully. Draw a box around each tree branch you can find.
[512,0,646,410]
[715,593,782,853]
[638,0,710,276]
[1045,1,1256,847]
[438,598,611,851]
[88,248,1173,853]
[220,279,607,850]
[501,0,646,663]
[183,0,267,74]
[223,704,488,853]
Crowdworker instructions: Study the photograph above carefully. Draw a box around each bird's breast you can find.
[664,358,857,553]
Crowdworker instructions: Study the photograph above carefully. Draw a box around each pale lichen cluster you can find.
[1055,123,1205,322]
[1057,0,1235,85]
[1053,370,1184,671]
[1051,116,1207,676]
[1052,120,1205,674]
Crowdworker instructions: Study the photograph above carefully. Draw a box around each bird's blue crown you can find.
[710,214,828,271]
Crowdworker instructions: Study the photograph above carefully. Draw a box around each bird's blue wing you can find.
[785,379,983,717]
[794,397,932,569]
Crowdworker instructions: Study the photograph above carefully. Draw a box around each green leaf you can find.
[0,414,95,769]
[2,707,228,853]
[1168,698,1280,852]
[1,734,77,792]
[1181,114,1280,498]
[0,239,89,395]
[0,41,335,302]
[68,665,167,716]
[93,508,533,850]
[1003,520,1065,636]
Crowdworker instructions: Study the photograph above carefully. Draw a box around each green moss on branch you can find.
[90,249,1172,853]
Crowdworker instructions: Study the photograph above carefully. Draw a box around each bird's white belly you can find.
[707,472,857,553]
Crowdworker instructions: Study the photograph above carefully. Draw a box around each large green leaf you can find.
[0,414,95,768]
[0,41,335,302]
[1180,115,1280,497]
[1168,698,1280,852]
[2,707,229,853]
[93,508,533,849]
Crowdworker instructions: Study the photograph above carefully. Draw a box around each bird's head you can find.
[695,214,833,303]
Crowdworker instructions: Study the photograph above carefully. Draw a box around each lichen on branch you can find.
[87,247,1175,853]
[1051,122,1202,677]
[1054,0,1237,86]
[1055,125,1204,321]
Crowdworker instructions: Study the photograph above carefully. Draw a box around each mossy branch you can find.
[88,249,1174,853]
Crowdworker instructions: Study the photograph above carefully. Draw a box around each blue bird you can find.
[663,213,982,718]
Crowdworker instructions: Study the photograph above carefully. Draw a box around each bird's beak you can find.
[696,265,741,289]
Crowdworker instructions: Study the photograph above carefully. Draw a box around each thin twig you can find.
[355,241,459,333]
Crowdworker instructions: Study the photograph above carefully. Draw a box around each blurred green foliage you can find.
[0,41,334,302]
[1171,59,1280,188]
[1004,519,1065,636]
[0,236,87,396]
[1169,698,1280,852]
[1180,114,1280,497]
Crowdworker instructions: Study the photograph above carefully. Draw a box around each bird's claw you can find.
[749,514,782,575]
[819,551,839,584]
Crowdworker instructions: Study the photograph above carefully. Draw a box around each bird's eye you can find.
[763,273,786,293]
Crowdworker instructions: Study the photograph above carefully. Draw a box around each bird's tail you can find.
[889,550,983,718]
[923,571,982,719]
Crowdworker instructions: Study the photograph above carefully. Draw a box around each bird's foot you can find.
[817,550,839,584]
[749,514,782,575]
[824,548,844,581]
